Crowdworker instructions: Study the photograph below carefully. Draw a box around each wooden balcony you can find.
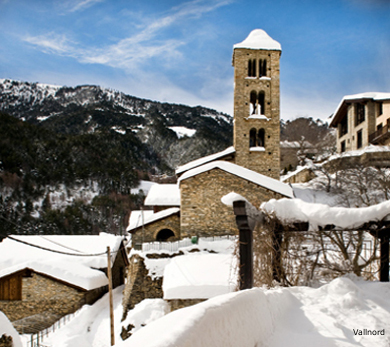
[369,125,390,144]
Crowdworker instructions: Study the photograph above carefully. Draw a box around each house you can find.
[0,233,129,331]
[127,29,294,246]
[329,92,390,153]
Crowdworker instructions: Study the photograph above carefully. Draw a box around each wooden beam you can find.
[107,247,115,346]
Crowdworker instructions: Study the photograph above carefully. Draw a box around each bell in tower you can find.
[232,29,281,179]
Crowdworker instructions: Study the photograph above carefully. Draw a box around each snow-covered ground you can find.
[0,311,22,347]
[36,275,390,347]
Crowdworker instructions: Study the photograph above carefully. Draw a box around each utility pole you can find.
[107,247,115,346]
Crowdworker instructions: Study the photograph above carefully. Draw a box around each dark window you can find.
[257,128,265,146]
[248,59,256,77]
[259,59,267,77]
[357,130,363,149]
[339,114,348,137]
[355,103,365,125]
[377,123,383,131]
[341,141,346,152]
[249,128,265,148]
[379,102,383,116]
[249,128,257,147]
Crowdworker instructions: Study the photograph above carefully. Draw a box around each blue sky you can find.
[1,0,389,120]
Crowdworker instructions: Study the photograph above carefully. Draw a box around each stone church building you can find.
[127,30,294,247]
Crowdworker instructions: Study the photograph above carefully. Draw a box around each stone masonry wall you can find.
[131,213,180,247]
[0,273,86,322]
[168,299,205,312]
[180,168,286,238]
[233,47,281,180]
[0,335,13,347]
[122,254,163,321]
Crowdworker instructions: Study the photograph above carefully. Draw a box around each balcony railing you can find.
[369,125,390,144]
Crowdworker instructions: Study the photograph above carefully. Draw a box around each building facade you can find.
[330,93,390,153]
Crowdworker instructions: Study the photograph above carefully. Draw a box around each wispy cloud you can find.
[23,0,232,71]
[23,32,75,55]
[61,0,104,13]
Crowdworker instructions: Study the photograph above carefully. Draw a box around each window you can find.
[259,59,267,77]
[341,140,346,153]
[249,128,265,148]
[357,130,363,149]
[257,128,265,146]
[378,102,383,116]
[248,59,256,77]
[249,91,265,115]
[355,103,365,125]
[339,115,348,137]
[249,128,257,147]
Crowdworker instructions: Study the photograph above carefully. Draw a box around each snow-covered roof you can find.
[127,210,155,231]
[163,253,237,300]
[130,180,157,195]
[178,161,294,198]
[330,92,390,126]
[0,233,126,290]
[0,260,108,291]
[144,184,180,206]
[261,198,390,230]
[175,146,235,175]
[127,207,180,232]
[234,29,281,51]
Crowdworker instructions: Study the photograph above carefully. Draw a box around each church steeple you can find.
[232,29,281,179]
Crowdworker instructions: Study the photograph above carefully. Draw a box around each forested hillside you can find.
[0,80,233,236]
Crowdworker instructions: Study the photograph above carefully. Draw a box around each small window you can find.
[339,114,348,137]
[341,140,346,152]
[355,103,365,125]
[249,128,265,148]
[259,59,267,77]
[257,129,265,147]
[248,59,256,77]
[357,130,363,149]
[378,102,383,116]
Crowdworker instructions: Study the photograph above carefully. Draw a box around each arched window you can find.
[156,229,175,242]
[249,91,265,115]
[249,128,257,147]
[250,91,257,114]
[259,59,267,77]
[248,59,256,77]
[257,128,265,147]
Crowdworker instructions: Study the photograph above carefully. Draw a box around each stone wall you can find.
[0,335,13,347]
[122,254,163,320]
[131,212,180,247]
[232,47,281,180]
[0,272,105,322]
[168,299,205,312]
[180,168,286,238]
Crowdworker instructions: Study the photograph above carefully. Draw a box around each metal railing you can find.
[369,124,390,144]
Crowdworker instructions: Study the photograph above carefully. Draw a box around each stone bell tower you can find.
[232,29,281,179]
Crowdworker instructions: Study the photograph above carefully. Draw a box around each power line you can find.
[0,215,124,257]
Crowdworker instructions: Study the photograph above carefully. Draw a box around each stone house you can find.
[127,29,294,244]
[0,233,129,330]
[330,92,390,153]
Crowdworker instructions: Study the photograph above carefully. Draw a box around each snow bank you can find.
[261,198,390,230]
[119,276,390,347]
[163,253,237,300]
[0,311,22,347]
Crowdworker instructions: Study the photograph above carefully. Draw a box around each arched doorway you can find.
[156,229,175,242]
